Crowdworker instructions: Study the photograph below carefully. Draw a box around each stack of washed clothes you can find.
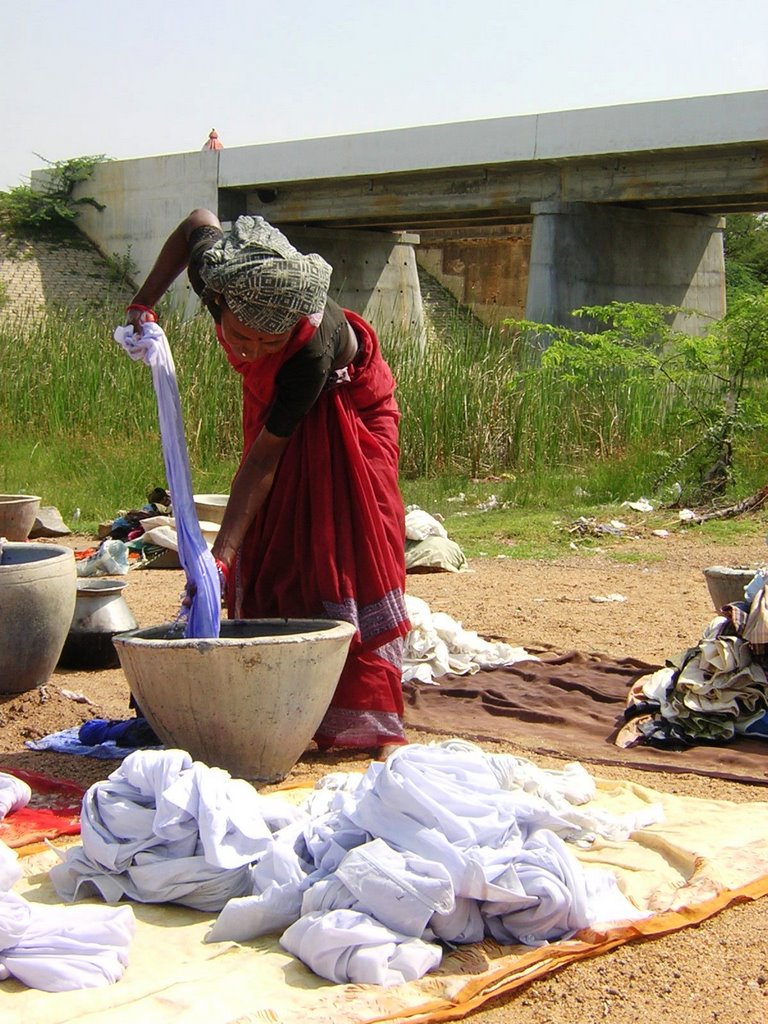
[620,572,768,748]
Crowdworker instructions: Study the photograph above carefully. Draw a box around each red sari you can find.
[217,310,410,749]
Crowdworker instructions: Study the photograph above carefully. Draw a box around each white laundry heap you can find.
[48,744,649,987]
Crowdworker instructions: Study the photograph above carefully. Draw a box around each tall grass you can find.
[0,303,242,461]
[381,314,708,490]
[0,304,739,522]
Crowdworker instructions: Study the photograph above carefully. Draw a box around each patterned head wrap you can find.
[199,215,332,333]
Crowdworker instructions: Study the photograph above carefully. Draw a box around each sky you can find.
[2,0,767,192]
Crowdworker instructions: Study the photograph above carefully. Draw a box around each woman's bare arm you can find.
[127,208,221,328]
[211,427,291,568]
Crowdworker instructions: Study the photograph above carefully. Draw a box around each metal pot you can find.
[59,579,138,670]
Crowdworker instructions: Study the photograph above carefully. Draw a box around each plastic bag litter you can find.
[405,506,448,541]
[76,539,130,577]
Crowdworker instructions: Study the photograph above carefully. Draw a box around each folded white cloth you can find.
[280,909,443,986]
[0,841,134,992]
[0,773,31,820]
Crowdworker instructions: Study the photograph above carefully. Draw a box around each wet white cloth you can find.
[114,321,220,638]
[50,749,302,912]
[430,895,485,944]
[0,841,134,991]
[403,594,536,684]
[205,819,312,942]
[442,740,664,844]
[313,839,454,937]
[0,773,31,820]
[280,909,443,986]
[482,828,589,945]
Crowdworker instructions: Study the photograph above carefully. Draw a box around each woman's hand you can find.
[125,304,158,334]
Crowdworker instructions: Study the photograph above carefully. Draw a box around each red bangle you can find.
[214,558,229,583]
[126,304,157,323]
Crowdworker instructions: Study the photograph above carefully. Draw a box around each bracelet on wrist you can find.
[126,303,157,322]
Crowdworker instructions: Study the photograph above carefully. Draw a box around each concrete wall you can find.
[40,152,220,314]
[416,226,531,327]
[525,202,725,334]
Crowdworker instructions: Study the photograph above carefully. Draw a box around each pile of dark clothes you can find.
[78,718,160,749]
[107,487,172,542]
[617,573,768,750]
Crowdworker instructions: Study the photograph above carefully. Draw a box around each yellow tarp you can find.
[3,777,768,1024]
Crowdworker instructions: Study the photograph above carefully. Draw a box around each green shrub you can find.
[0,155,106,236]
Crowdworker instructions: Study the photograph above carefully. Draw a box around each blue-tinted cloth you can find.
[114,322,220,638]
[25,727,163,760]
[743,711,768,738]
[79,718,160,748]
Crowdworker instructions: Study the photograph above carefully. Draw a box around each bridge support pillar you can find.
[525,202,725,335]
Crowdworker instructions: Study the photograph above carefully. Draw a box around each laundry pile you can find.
[105,487,173,543]
[403,594,535,683]
[404,506,468,574]
[48,744,649,987]
[0,842,134,992]
[0,772,136,991]
[618,571,768,748]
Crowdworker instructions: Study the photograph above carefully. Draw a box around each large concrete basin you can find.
[113,618,356,782]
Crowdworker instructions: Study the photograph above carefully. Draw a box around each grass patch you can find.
[2,305,768,551]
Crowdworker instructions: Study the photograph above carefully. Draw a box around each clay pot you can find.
[113,618,355,782]
[58,579,139,670]
[0,542,76,693]
[0,495,42,542]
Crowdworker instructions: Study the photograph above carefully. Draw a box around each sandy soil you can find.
[2,530,767,1023]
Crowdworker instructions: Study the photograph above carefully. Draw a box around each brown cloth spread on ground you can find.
[403,649,768,786]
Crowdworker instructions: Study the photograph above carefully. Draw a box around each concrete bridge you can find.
[67,90,767,335]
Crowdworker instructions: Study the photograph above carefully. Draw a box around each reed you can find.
[0,304,747,521]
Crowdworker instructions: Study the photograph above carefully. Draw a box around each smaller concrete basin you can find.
[193,494,229,525]
[703,565,758,610]
[113,618,356,782]
[0,495,42,541]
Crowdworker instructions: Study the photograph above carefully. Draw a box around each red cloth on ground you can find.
[217,311,410,749]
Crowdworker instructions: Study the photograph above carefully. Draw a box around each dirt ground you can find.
[2,530,768,1023]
